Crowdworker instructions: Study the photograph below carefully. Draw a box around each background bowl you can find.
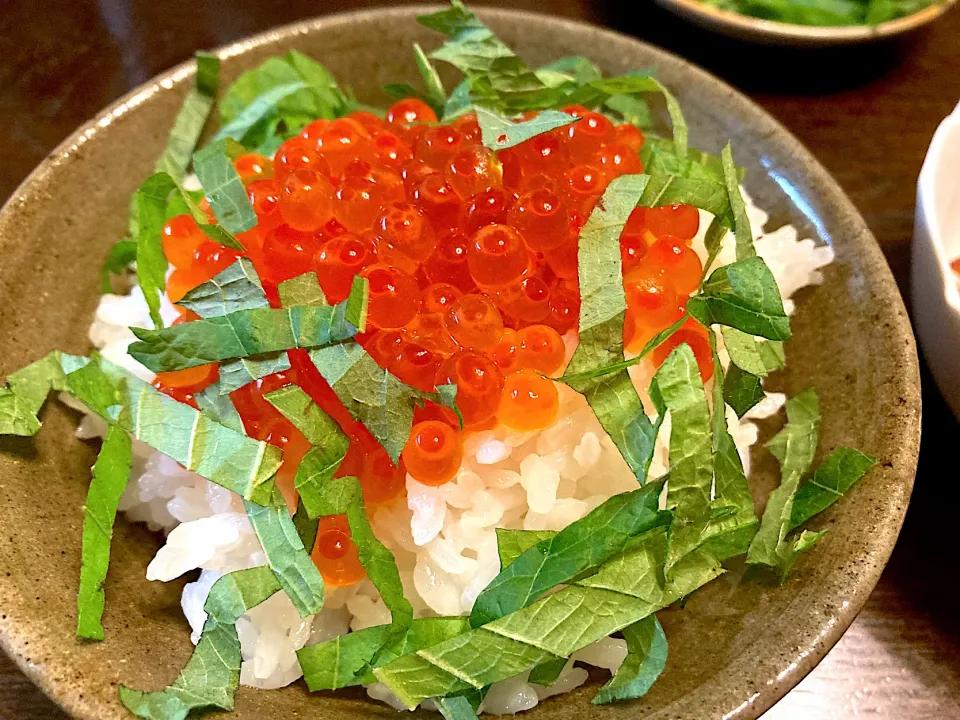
[0,5,920,720]
[652,0,958,46]
[912,100,960,419]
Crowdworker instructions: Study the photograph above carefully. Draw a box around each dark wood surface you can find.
[1,1,958,718]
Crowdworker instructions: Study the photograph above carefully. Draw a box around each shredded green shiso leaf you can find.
[701,0,941,26]
[0,3,881,719]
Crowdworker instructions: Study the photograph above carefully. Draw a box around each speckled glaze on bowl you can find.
[0,6,920,720]
[653,0,958,46]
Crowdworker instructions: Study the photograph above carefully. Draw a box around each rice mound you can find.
[78,190,832,714]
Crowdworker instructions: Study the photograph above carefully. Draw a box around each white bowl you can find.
[913,100,960,419]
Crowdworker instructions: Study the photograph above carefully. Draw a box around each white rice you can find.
[78,189,832,713]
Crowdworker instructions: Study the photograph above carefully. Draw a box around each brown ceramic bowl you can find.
[0,5,920,720]
[653,0,958,46]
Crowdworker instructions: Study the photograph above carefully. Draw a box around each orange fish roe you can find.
[311,514,367,587]
[402,420,464,486]
[158,100,710,570]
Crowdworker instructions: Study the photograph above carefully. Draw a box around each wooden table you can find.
[1,1,958,717]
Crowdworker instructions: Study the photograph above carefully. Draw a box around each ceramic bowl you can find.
[653,0,958,46]
[912,100,960,419]
[0,5,921,720]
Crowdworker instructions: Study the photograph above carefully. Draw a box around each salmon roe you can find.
[157,102,710,559]
[402,420,464,486]
[498,369,560,431]
[312,514,366,587]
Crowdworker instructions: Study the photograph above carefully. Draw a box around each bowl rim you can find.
[918,101,960,313]
[0,5,921,720]
[653,0,958,45]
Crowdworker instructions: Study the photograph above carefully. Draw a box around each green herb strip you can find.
[747,390,820,579]
[295,476,413,686]
[470,479,667,627]
[178,258,269,318]
[193,139,258,234]
[721,326,785,377]
[699,335,758,561]
[127,302,361,372]
[723,364,766,418]
[244,484,325,618]
[592,615,667,704]
[299,617,470,691]
[567,174,649,377]
[119,566,281,719]
[76,425,133,640]
[418,1,559,111]
[686,257,791,341]
[3,352,281,503]
[790,447,876,530]
[134,173,179,329]
[721,144,755,261]
[652,344,714,576]
[308,342,447,463]
[475,106,579,151]
[264,384,349,520]
[414,42,448,112]
[564,76,687,157]
[219,50,345,151]
[0,352,74,435]
[155,52,220,181]
[374,527,723,709]
[494,528,557,568]
[101,239,138,293]
[214,81,309,144]
[579,370,660,482]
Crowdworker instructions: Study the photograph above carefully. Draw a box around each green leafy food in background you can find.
[702,0,938,26]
